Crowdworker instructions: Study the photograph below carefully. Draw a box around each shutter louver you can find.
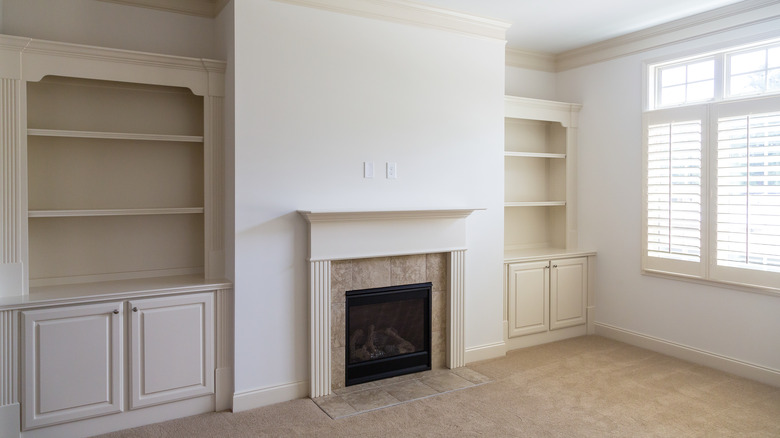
[717,112,780,272]
[647,121,703,262]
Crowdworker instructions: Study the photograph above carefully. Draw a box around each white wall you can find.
[556,20,780,373]
[232,0,505,396]
[1,0,216,59]
[505,65,557,100]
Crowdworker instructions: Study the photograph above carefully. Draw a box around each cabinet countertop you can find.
[0,275,232,310]
[504,248,596,263]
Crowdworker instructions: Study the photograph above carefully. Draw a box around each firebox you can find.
[345,282,432,386]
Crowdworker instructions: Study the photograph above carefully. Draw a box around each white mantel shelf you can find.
[300,208,482,397]
[299,208,483,222]
[299,208,484,262]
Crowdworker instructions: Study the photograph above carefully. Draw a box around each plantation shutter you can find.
[643,106,707,277]
[711,97,780,288]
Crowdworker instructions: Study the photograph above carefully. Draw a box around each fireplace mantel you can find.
[299,208,480,222]
[300,208,482,397]
[299,208,483,262]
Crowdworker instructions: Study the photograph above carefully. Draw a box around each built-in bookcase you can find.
[26,76,209,287]
[504,96,581,259]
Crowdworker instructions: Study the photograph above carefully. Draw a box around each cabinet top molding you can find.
[505,95,582,127]
[0,34,226,96]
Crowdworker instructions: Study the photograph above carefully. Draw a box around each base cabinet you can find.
[21,292,215,431]
[507,256,588,340]
[21,303,123,430]
[507,261,550,337]
[129,294,214,409]
[549,257,588,330]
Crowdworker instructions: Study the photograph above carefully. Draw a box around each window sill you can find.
[642,269,780,298]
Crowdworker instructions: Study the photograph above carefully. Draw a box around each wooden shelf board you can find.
[504,151,566,159]
[28,207,205,218]
[504,201,566,207]
[28,128,203,143]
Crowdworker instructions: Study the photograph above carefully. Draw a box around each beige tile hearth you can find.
[312,368,491,419]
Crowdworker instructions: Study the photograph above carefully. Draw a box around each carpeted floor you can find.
[99,336,780,437]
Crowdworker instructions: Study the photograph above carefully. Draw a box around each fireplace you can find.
[300,208,480,397]
[345,282,432,386]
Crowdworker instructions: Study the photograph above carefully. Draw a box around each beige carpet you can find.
[99,336,780,437]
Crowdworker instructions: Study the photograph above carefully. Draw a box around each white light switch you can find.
[386,162,397,179]
[364,161,374,178]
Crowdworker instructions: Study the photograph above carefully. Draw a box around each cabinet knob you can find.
[553,265,558,268]
[113,310,119,314]
[132,307,138,312]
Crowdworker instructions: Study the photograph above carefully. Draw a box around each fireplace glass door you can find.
[345,282,432,386]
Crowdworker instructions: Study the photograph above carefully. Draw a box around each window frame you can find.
[643,39,780,296]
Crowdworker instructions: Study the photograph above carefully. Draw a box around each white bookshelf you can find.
[26,76,210,289]
[504,96,581,257]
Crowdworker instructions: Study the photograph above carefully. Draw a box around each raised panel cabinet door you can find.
[21,302,123,430]
[507,261,550,337]
[549,257,587,330]
[129,293,214,409]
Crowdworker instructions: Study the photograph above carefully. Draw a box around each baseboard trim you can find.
[232,380,308,413]
[505,324,587,351]
[465,341,506,364]
[595,323,780,387]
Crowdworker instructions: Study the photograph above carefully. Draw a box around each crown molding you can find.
[97,0,227,18]
[273,0,510,42]
[505,48,555,72]
[554,0,780,71]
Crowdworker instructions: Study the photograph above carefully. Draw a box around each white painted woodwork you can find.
[504,96,581,255]
[309,260,331,398]
[448,249,467,368]
[22,302,123,429]
[129,293,214,409]
[28,208,205,218]
[0,35,230,436]
[0,310,18,407]
[506,255,590,343]
[273,0,511,43]
[0,77,24,299]
[508,260,550,337]
[17,276,230,308]
[214,288,233,411]
[299,209,480,262]
[550,257,588,330]
[300,209,479,397]
[27,129,204,143]
[0,35,226,302]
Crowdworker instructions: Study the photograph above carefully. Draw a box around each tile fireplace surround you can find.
[299,209,481,398]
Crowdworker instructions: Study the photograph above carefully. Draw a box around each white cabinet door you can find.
[549,257,587,330]
[129,293,214,409]
[22,302,123,429]
[507,261,550,338]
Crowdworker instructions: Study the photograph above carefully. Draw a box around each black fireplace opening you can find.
[345,282,432,387]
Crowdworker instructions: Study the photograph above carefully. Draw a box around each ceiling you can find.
[101,0,752,54]
[410,0,748,54]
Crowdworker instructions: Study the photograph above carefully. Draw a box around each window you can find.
[643,39,780,293]
[655,58,716,107]
[727,45,780,97]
